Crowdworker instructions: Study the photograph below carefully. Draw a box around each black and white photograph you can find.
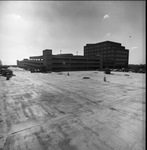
[0,1,146,150]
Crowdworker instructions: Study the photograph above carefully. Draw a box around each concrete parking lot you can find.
[0,68,145,150]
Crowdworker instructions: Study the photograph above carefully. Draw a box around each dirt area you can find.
[0,67,145,150]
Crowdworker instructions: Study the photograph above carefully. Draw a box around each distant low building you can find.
[17,49,102,72]
[84,41,129,69]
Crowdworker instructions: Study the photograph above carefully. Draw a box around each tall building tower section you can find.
[84,41,129,69]
[43,49,52,71]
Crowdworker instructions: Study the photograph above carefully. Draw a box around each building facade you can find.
[17,49,102,72]
[84,41,129,69]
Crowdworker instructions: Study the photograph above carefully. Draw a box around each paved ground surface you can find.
[0,67,146,150]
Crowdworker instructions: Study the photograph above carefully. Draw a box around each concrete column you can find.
[43,49,52,71]
[69,58,71,70]
[17,60,19,67]
[99,55,103,70]
[87,58,89,70]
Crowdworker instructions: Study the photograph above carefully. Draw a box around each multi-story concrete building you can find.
[84,41,129,69]
[17,49,102,72]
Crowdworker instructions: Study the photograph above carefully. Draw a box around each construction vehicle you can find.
[104,68,111,74]
[0,66,13,80]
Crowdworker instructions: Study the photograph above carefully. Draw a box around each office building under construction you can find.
[17,41,129,72]
[84,41,129,69]
[17,49,102,72]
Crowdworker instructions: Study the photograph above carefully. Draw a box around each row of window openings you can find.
[53,59,99,62]
[85,53,128,57]
[85,51,128,54]
[103,58,128,60]
[23,64,42,67]
[85,48,126,51]
[23,62,43,65]
[85,47,125,50]
[52,63,99,65]
[85,51,127,53]
[53,67,97,69]
[85,44,123,48]
[23,60,99,64]
[22,62,100,65]
[102,55,128,58]
[26,61,44,64]
[103,61,128,63]
[30,59,43,61]
[87,54,128,58]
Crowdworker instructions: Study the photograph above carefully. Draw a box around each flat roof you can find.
[85,40,122,46]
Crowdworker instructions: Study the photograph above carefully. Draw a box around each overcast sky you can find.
[0,1,145,65]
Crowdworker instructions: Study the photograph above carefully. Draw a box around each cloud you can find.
[7,14,22,20]
[103,14,109,19]
[106,33,111,36]
[130,47,138,50]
